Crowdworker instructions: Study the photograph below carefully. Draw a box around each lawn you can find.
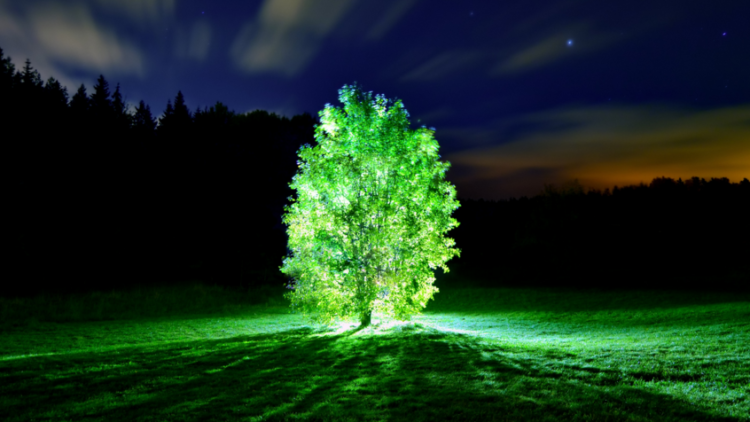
[1,285,748,421]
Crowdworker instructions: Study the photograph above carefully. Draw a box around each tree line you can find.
[447,177,750,290]
[3,49,317,296]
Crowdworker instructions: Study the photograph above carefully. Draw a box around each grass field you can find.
[1,284,749,421]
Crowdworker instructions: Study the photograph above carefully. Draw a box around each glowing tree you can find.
[281,84,460,327]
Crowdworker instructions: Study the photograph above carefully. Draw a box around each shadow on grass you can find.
[0,327,742,422]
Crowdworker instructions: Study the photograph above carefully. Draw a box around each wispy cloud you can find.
[0,1,146,85]
[491,23,617,75]
[175,21,212,61]
[400,51,485,82]
[230,0,354,77]
[365,0,420,41]
[446,104,750,198]
[28,3,145,75]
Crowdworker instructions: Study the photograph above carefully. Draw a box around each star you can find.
[567,39,574,47]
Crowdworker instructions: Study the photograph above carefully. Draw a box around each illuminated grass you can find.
[1,287,748,421]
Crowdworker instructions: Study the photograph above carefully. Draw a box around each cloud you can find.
[491,23,618,75]
[400,51,484,82]
[27,3,145,75]
[446,104,750,199]
[188,22,212,61]
[0,1,147,92]
[175,21,212,61]
[365,0,420,41]
[230,0,354,76]
[0,3,27,53]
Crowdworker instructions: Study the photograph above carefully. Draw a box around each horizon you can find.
[1,0,747,199]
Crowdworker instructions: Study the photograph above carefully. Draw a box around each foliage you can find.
[281,84,460,326]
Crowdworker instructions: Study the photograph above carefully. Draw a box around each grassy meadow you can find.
[1,283,749,421]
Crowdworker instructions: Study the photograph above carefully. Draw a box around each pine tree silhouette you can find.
[70,84,90,116]
[158,99,174,130]
[133,100,156,135]
[111,83,131,134]
[91,75,111,107]
[173,91,192,127]
[90,74,113,130]
[20,58,43,89]
[16,59,46,141]
[157,91,194,160]
[43,77,69,110]
[18,59,43,112]
[0,47,15,93]
[0,48,18,136]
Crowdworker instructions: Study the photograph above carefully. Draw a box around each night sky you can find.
[1,0,748,199]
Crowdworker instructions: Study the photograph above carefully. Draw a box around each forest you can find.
[3,48,748,297]
[450,177,749,289]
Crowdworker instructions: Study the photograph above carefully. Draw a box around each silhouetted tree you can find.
[133,100,156,136]
[173,91,191,124]
[40,77,70,159]
[89,74,115,136]
[17,59,44,120]
[70,84,90,117]
[90,75,111,110]
[111,83,131,134]
[0,50,18,141]
[0,47,15,95]
[19,59,42,90]
[194,101,234,131]
[160,99,174,125]
[43,77,68,110]
[158,91,192,141]
[540,179,586,198]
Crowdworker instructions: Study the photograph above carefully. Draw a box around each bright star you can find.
[567,39,574,47]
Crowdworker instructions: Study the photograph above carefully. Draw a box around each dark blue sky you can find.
[1,0,748,199]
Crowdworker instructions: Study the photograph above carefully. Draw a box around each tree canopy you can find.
[281,84,461,327]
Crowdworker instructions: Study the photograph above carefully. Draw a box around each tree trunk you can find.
[360,310,372,328]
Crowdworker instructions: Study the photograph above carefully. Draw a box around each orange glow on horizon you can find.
[446,103,750,199]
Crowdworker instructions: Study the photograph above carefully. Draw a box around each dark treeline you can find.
[3,49,747,296]
[3,50,316,296]
[447,177,750,290]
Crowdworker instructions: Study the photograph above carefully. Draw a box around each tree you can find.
[20,58,43,89]
[158,91,192,138]
[133,100,156,135]
[281,84,460,327]
[43,77,69,109]
[111,83,131,133]
[90,74,112,119]
[17,59,43,116]
[0,48,14,80]
[70,84,89,117]
[159,99,174,127]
